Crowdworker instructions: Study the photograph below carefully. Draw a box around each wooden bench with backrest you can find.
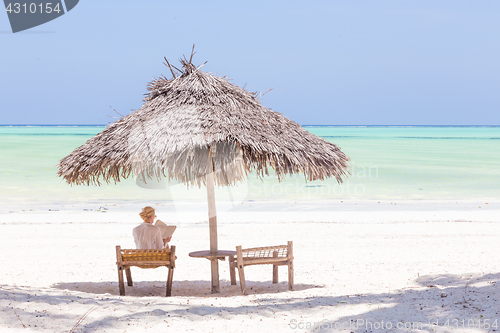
[229,241,293,294]
[115,245,176,296]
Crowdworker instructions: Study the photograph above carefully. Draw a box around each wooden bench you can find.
[115,245,176,296]
[229,241,293,294]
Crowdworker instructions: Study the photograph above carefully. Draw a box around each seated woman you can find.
[133,206,171,249]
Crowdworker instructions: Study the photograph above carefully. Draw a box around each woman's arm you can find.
[163,236,172,248]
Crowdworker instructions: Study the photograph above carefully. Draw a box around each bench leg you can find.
[229,255,236,285]
[117,266,125,296]
[236,246,247,295]
[237,266,246,295]
[273,265,279,284]
[125,267,133,286]
[166,267,174,297]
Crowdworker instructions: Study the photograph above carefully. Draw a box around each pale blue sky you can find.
[1,1,499,125]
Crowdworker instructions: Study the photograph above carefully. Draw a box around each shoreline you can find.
[2,199,499,224]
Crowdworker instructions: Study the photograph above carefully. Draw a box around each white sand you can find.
[1,200,499,332]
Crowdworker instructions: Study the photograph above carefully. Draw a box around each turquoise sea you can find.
[0,125,499,207]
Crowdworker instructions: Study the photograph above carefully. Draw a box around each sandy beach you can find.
[1,200,499,332]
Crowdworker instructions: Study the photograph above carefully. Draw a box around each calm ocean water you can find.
[0,125,499,207]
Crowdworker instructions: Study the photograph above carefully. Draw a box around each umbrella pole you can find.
[207,150,220,293]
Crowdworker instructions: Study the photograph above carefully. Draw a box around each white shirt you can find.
[132,223,163,249]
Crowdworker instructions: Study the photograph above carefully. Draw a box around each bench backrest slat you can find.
[121,249,171,262]
[241,245,287,259]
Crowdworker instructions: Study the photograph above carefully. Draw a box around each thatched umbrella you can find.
[58,51,350,293]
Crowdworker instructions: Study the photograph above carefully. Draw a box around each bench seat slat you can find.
[237,258,288,266]
[118,260,171,266]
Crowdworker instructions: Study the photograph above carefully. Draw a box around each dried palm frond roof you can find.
[57,52,350,187]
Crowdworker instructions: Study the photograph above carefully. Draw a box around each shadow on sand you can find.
[312,272,500,332]
[52,279,320,297]
[1,273,499,332]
